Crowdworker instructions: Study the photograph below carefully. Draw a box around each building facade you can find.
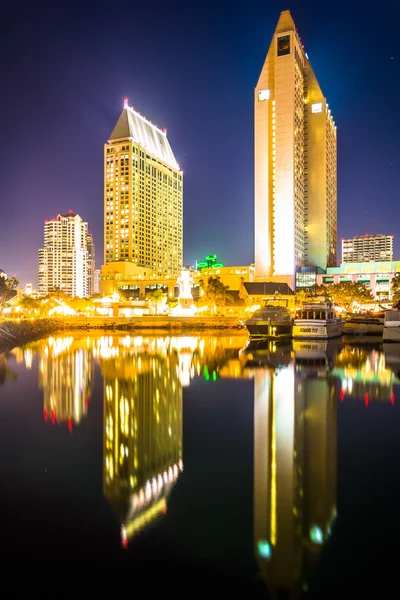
[316,260,400,301]
[38,211,89,297]
[342,234,393,263]
[86,233,96,296]
[255,10,337,289]
[104,100,183,277]
[94,269,101,294]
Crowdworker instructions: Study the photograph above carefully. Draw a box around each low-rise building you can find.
[100,261,178,299]
[316,260,400,301]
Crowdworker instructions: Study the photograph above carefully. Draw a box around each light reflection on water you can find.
[2,334,400,596]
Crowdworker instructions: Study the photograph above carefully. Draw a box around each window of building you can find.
[277,34,290,57]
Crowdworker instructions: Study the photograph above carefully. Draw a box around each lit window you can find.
[258,89,270,101]
[311,103,323,113]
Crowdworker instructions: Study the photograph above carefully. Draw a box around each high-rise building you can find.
[38,211,89,297]
[255,10,337,289]
[86,233,95,296]
[104,100,183,277]
[94,269,101,294]
[342,234,393,263]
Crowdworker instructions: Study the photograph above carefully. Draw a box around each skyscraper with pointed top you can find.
[255,10,337,289]
[104,100,183,277]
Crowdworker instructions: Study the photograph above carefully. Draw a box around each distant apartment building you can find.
[342,234,393,263]
[38,211,90,297]
[87,233,95,296]
[94,269,101,294]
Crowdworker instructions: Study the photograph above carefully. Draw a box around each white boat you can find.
[292,301,344,340]
[383,310,400,342]
[242,298,292,340]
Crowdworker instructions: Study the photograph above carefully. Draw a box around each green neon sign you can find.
[196,255,224,270]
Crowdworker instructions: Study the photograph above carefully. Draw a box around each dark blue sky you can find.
[0,0,399,286]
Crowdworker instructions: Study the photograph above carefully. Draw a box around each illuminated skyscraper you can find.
[101,343,183,543]
[255,10,337,289]
[86,233,95,297]
[38,211,89,297]
[253,354,337,596]
[104,100,183,276]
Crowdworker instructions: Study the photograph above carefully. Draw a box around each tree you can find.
[146,288,166,314]
[197,276,233,314]
[18,295,42,314]
[391,272,400,306]
[325,281,373,310]
[0,275,19,316]
[295,285,329,306]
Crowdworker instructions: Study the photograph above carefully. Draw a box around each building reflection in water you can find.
[37,336,94,428]
[333,344,400,404]
[242,340,339,597]
[100,338,183,546]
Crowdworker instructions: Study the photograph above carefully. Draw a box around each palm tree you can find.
[146,288,165,315]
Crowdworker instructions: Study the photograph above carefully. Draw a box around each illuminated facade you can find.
[342,234,393,263]
[101,342,183,543]
[316,260,400,301]
[255,10,337,289]
[38,336,93,427]
[253,358,337,595]
[86,233,96,297]
[38,211,89,298]
[104,100,183,277]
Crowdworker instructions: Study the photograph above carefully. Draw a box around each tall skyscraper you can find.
[38,211,89,297]
[104,100,183,277]
[342,234,393,263]
[86,233,95,296]
[255,10,337,289]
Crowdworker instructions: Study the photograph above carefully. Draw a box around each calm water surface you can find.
[1,333,400,596]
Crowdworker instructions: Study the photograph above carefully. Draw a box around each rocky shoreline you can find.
[0,316,245,352]
[0,319,62,353]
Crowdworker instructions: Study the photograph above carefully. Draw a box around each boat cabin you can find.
[296,302,335,321]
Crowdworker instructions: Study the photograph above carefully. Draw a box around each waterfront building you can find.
[104,99,183,277]
[342,234,393,263]
[86,233,96,296]
[255,10,337,289]
[100,261,176,299]
[316,260,400,301]
[38,211,89,298]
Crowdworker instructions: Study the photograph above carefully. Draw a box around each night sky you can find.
[0,0,399,286]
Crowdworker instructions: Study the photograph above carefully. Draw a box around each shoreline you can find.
[0,316,245,352]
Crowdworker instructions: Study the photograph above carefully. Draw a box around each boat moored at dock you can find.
[242,298,292,340]
[292,301,344,340]
[383,310,400,342]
